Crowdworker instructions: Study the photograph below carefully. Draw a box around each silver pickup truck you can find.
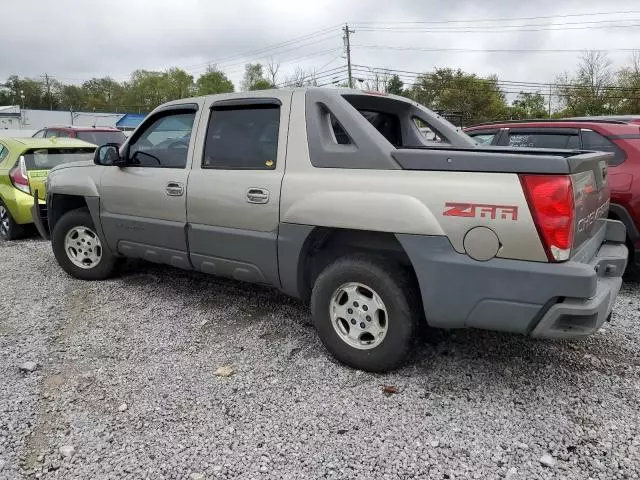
[35,88,628,372]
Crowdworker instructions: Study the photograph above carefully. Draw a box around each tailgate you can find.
[568,151,612,252]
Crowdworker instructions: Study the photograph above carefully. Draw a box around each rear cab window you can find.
[339,94,452,147]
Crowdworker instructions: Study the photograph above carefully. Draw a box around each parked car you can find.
[37,89,627,371]
[32,126,126,146]
[0,137,95,240]
[465,119,640,271]
[567,115,640,125]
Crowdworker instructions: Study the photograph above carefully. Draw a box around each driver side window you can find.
[128,111,196,168]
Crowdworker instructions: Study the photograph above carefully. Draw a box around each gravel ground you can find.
[1,238,640,480]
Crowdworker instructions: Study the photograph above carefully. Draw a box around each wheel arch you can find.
[48,194,89,234]
[48,195,112,255]
[278,223,419,304]
[609,203,638,265]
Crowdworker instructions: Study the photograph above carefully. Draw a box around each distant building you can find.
[0,107,146,135]
[0,105,22,130]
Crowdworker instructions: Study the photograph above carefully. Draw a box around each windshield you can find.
[76,131,126,146]
[23,148,95,170]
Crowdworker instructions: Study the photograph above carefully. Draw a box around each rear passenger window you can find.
[581,130,626,166]
[0,144,7,162]
[508,132,579,150]
[203,106,280,170]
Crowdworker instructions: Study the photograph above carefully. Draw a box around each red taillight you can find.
[520,174,574,262]
[9,156,30,194]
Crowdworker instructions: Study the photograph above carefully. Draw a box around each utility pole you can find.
[343,24,355,88]
[548,84,552,117]
[42,73,52,110]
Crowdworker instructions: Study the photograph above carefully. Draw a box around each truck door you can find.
[98,104,200,269]
[186,93,291,286]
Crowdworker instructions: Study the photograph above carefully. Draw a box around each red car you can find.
[465,119,640,271]
[32,125,126,146]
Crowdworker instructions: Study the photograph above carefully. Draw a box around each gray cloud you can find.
[1,0,638,90]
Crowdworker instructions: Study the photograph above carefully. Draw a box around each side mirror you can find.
[94,143,125,166]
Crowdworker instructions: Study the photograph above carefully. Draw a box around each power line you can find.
[275,65,347,87]
[355,21,640,34]
[352,45,640,54]
[351,10,640,26]
[351,64,640,92]
[315,54,345,74]
[351,72,640,100]
[179,25,342,71]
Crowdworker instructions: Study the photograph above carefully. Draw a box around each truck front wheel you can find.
[52,208,118,280]
[310,255,419,372]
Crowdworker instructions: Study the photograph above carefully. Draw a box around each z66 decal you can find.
[443,202,519,221]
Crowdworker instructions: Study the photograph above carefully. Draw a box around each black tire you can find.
[52,208,118,280]
[0,200,25,241]
[310,255,420,372]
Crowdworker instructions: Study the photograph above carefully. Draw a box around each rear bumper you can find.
[530,242,625,338]
[397,219,628,339]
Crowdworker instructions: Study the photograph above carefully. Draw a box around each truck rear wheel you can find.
[52,208,118,280]
[310,255,419,372]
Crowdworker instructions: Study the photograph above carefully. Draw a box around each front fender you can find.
[47,167,101,197]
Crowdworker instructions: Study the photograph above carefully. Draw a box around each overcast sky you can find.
[2,0,640,91]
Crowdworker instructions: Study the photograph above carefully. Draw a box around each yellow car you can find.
[0,137,95,240]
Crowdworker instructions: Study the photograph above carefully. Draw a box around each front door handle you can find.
[246,188,269,204]
[166,181,184,196]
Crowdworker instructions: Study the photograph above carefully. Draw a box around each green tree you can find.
[58,85,86,110]
[554,51,616,116]
[616,51,640,114]
[4,75,46,109]
[162,68,194,100]
[387,75,404,95]
[195,67,234,95]
[82,77,125,110]
[125,70,167,111]
[511,92,548,119]
[250,79,273,91]
[241,63,273,91]
[408,68,507,124]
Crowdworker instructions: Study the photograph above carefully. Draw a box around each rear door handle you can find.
[166,181,184,196]
[246,188,269,204]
